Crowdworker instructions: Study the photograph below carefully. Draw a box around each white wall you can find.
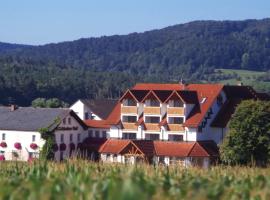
[54,113,87,161]
[70,100,102,120]
[0,130,44,161]
[0,113,87,162]
[70,100,85,120]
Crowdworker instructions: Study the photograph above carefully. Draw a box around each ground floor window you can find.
[145,133,160,140]
[168,134,183,141]
[123,132,136,139]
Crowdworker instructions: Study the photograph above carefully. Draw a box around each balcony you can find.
[167,124,185,132]
[144,107,161,115]
[122,122,138,131]
[121,106,137,114]
[144,123,160,131]
[167,107,184,115]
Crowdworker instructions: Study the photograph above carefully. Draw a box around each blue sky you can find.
[0,0,269,45]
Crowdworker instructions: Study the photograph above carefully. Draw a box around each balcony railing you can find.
[167,107,184,115]
[121,106,137,114]
[144,123,160,131]
[167,124,185,132]
[144,107,161,115]
[122,122,138,130]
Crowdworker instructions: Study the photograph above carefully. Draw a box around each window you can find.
[70,134,73,142]
[123,99,136,106]
[122,133,136,139]
[32,135,36,142]
[168,134,183,141]
[60,134,64,142]
[122,115,137,123]
[68,118,71,125]
[2,133,5,140]
[85,112,89,120]
[95,131,99,138]
[168,117,184,124]
[63,118,66,125]
[77,134,81,142]
[146,99,160,107]
[102,131,107,138]
[145,134,160,140]
[145,116,160,123]
[169,100,183,107]
[88,130,93,138]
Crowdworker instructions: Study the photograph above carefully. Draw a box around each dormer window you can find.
[145,99,160,107]
[168,100,183,107]
[123,99,136,106]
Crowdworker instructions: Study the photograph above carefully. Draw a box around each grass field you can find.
[211,69,270,93]
[0,160,270,200]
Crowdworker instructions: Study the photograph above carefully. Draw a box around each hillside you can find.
[0,19,270,105]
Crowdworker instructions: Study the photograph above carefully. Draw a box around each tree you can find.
[32,98,69,108]
[32,98,46,108]
[220,100,270,166]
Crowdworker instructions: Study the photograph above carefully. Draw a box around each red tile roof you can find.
[99,139,130,154]
[84,120,111,129]
[183,84,224,127]
[98,139,219,157]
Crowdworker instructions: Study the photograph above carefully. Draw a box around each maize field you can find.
[0,160,270,200]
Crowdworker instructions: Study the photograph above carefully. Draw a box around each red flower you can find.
[69,143,75,151]
[59,143,66,151]
[53,144,59,152]
[30,143,38,150]
[0,155,5,161]
[0,141,7,148]
[14,142,22,150]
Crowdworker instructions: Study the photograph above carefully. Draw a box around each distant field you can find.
[0,161,270,200]
[212,69,270,92]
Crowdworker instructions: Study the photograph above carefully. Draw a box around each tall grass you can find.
[0,160,270,200]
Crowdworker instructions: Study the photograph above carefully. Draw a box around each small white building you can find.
[70,99,117,120]
[0,106,87,161]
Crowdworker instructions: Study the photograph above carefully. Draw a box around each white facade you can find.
[0,113,87,162]
[70,100,102,121]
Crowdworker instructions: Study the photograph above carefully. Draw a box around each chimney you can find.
[10,104,18,111]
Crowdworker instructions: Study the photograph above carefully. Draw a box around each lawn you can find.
[211,69,270,93]
[0,160,270,200]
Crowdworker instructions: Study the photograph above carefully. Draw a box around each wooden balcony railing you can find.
[121,106,137,114]
[144,123,160,131]
[144,107,161,115]
[122,122,138,130]
[167,124,185,132]
[167,107,184,115]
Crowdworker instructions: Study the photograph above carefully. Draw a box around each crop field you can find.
[0,161,270,200]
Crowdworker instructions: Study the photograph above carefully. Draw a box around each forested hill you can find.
[0,19,270,106]
[0,42,30,52]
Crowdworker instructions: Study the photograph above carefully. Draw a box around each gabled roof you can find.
[79,99,118,120]
[141,90,162,102]
[164,90,186,103]
[99,139,130,154]
[98,139,219,158]
[0,107,87,131]
[119,90,139,102]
